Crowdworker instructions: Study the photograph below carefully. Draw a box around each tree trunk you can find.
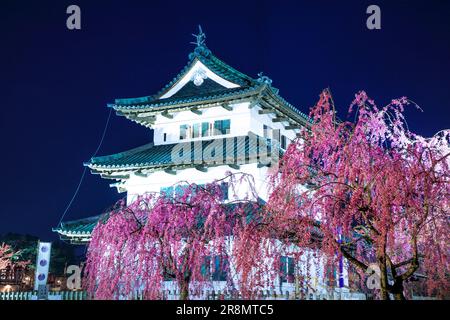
[378,256,390,300]
[179,279,190,300]
[393,292,406,300]
[391,279,406,300]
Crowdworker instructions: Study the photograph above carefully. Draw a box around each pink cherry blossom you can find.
[259,89,449,299]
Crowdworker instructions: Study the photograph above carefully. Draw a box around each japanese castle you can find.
[54,27,355,298]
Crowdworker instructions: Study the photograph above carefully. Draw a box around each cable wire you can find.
[57,108,113,227]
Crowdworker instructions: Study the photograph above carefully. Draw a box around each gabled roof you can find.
[85,133,282,175]
[113,46,257,108]
[108,30,312,127]
[113,85,260,111]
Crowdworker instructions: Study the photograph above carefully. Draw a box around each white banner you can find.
[34,241,52,291]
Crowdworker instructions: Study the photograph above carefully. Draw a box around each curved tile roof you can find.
[86,134,282,171]
[113,46,257,108]
[111,85,262,110]
[53,215,102,236]
[109,44,312,126]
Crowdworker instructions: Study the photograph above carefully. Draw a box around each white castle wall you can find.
[126,100,297,204]
[152,101,299,146]
[153,102,252,145]
[125,164,270,205]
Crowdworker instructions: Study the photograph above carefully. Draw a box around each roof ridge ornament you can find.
[191,25,206,47]
[189,25,211,59]
[257,72,273,85]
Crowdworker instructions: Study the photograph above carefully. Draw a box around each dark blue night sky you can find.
[1,0,449,241]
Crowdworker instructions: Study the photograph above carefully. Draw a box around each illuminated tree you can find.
[0,242,29,271]
[0,243,13,270]
[83,91,449,300]
[262,89,449,299]
[84,173,259,300]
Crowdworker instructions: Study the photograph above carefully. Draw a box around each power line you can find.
[57,108,113,227]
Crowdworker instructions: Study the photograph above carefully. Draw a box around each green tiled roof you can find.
[111,85,262,111]
[113,46,256,108]
[86,133,281,171]
[108,44,312,125]
[55,199,267,244]
[53,215,101,235]
[53,215,102,244]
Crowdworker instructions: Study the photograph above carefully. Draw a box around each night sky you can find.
[1,0,449,241]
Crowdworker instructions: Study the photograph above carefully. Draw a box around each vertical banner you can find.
[34,241,52,292]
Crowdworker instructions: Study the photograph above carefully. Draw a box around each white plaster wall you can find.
[249,104,299,144]
[153,102,252,145]
[125,164,270,205]
[152,101,301,147]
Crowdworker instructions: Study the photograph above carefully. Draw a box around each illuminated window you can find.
[220,182,229,200]
[160,186,174,198]
[280,256,295,283]
[201,122,209,137]
[180,124,189,140]
[214,119,231,135]
[281,135,287,149]
[201,256,229,281]
[161,183,228,201]
[193,123,201,138]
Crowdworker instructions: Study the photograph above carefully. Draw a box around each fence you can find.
[0,291,87,300]
[0,289,368,301]
[130,289,368,300]
[0,290,438,300]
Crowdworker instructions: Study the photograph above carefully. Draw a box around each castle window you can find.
[263,124,272,138]
[174,185,185,197]
[281,135,287,149]
[212,256,229,281]
[280,256,295,283]
[220,182,229,200]
[272,129,280,143]
[160,185,187,198]
[201,255,229,281]
[163,133,167,142]
[214,119,231,135]
[161,183,228,201]
[160,186,174,197]
[180,124,189,140]
[201,122,209,137]
[193,123,201,138]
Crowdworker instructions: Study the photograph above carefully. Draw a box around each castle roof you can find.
[85,132,282,179]
[53,215,102,244]
[54,200,267,244]
[108,28,311,128]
